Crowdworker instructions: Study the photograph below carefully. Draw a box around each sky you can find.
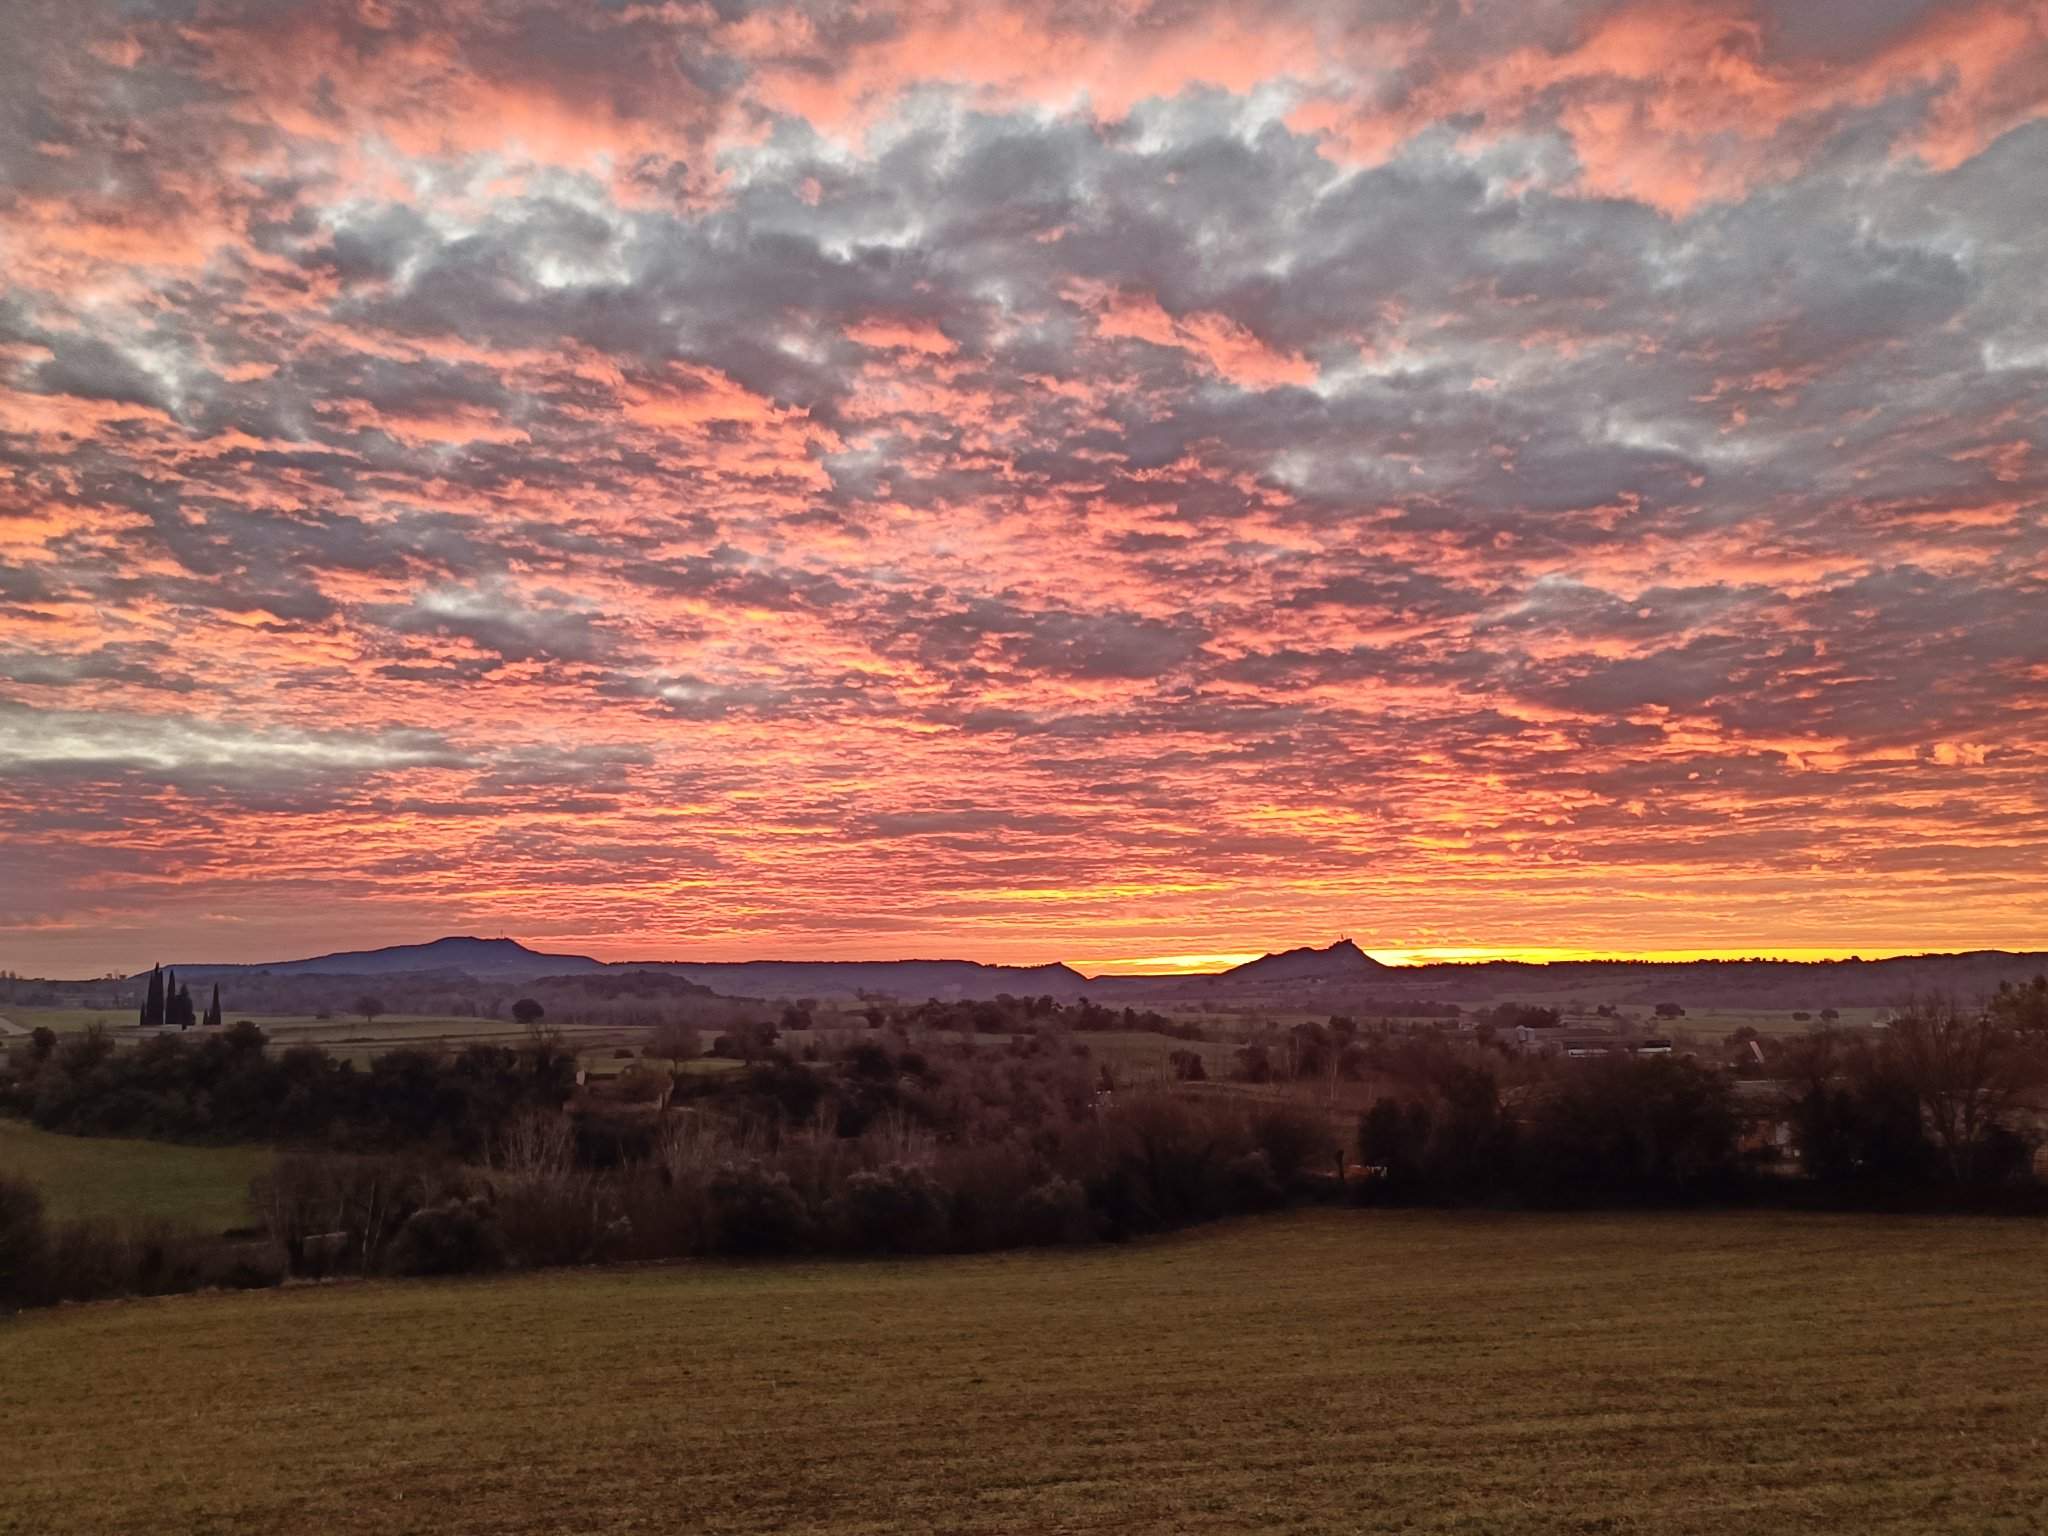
[1,0,2045,978]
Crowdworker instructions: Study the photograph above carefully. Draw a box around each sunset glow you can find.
[2,0,2046,974]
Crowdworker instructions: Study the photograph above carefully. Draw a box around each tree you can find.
[354,995,386,1026]
[204,983,223,1029]
[1654,1002,1686,1019]
[168,983,196,1032]
[141,964,164,1031]
[1889,992,2045,1186]
[1989,976,2048,1034]
[648,1019,700,1063]
[511,998,545,1026]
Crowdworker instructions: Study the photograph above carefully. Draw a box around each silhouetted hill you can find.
[1217,938,1388,984]
[105,935,2048,1012]
[148,942,1091,1002]
[156,936,605,982]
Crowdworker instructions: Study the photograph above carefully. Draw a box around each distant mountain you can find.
[136,934,2048,1011]
[1214,938,1389,986]
[151,940,1089,1000]
[159,936,606,981]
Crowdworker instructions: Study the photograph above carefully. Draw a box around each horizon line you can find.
[49,937,2048,983]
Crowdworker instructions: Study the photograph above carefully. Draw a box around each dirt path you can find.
[0,1014,28,1036]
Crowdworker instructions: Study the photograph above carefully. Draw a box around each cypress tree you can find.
[171,983,194,1031]
[143,964,164,1030]
[205,983,222,1028]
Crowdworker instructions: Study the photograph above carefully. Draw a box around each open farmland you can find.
[6,1210,2047,1536]
[0,1118,265,1230]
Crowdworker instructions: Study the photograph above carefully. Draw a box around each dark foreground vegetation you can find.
[3,982,2044,1310]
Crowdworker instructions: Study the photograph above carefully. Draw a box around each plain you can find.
[5,1208,2047,1535]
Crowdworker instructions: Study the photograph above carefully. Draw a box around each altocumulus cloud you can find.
[0,0,2044,972]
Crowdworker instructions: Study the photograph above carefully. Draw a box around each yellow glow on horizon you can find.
[1359,945,1937,967]
[1073,944,1942,975]
[1077,951,1266,975]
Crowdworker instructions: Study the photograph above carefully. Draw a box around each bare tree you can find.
[1889,992,2045,1184]
[353,994,386,1026]
[495,1109,575,1181]
[649,1019,701,1064]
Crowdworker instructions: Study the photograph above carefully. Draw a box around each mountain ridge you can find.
[140,935,2048,1008]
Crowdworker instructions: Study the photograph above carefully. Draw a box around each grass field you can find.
[5,1209,2046,1534]
[0,1006,525,1039]
[0,1118,267,1230]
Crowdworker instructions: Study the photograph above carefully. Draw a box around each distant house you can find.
[1507,1022,1566,1054]
[1516,1031,1678,1059]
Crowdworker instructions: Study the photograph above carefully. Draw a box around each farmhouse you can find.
[1509,1027,1678,1059]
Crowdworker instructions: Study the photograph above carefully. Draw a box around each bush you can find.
[0,1174,48,1307]
[254,1153,437,1277]
[1250,1103,1335,1187]
[1013,1175,1092,1244]
[1520,1057,1737,1203]
[386,1196,504,1277]
[1225,1148,1283,1208]
[831,1162,949,1252]
[38,1219,133,1302]
[495,1172,613,1268]
[1100,1094,1248,1229]
[709,1160,812,1254]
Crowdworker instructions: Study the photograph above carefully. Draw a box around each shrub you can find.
[1520,1057,1737,1203]
[831,1162,949,1252]
[205,1240,287,1291]
[1013,1175,1092,1244]
[1102,1094,1246,1228]
[0,1174,48,1307]
[386,1196,504,1277]
[495,1172,613,1268]
[40,1220,135,1302]
[254,1153,439,1277]
[709,1160,812,1254]
[1225,1148,1283,1208]
[1249,1103,1335,1187]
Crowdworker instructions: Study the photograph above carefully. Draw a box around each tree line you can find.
[4,981,2045,1311]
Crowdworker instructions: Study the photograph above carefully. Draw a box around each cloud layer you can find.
[2,0,2045,973]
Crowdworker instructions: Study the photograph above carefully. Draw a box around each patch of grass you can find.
[6,1210,2048,1534]
[0,1117,267,1231]
[0,1005,129,1034]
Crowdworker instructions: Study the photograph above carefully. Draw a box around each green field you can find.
[0,1118,267,1230]
[0,1006,513,1038]
[5,1209,2046,1534]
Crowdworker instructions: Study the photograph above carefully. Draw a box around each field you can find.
[0,1007,646,1069]
[0,1118,267,1230]
[6,1210,2047,1535]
